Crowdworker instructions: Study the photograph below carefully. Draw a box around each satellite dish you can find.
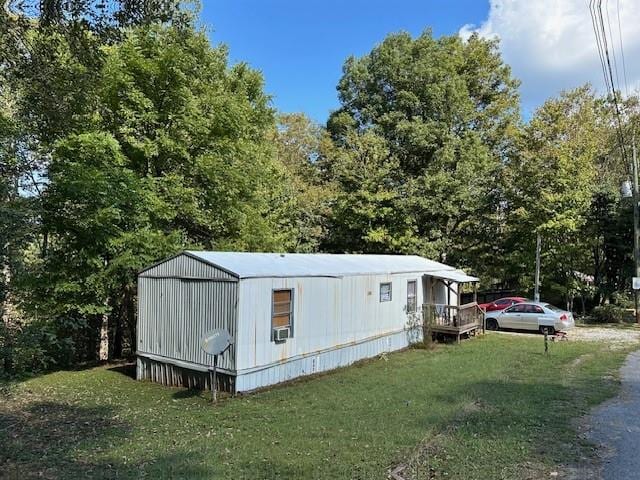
[201,328,233,356]
[201,329,232,403]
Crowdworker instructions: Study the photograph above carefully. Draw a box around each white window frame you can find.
[380,282,392,302]
[271,288,294,341]
[407,279,417,313]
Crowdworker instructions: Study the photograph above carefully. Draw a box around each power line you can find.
[589,0,612,95]
[616,0,630,96]
[590,0,627,162]
[604,0,622,97]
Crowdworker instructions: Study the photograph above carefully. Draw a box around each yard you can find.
[1,332,638,480]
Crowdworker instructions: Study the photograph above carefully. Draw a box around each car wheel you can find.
[540,326,555,335]
[486,318,499,331]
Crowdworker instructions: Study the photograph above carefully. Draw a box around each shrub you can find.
[591,304,632,324]
[0,317,85,378]
[611,292,635,310]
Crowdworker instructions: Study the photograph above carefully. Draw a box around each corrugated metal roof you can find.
[184,251,479,281]
[428,269,480,283]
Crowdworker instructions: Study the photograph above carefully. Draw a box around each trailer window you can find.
[272,289,293,335]
[407,280,417,312]
[380,282,392,302]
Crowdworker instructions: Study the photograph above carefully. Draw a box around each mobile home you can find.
[136,251,479,393]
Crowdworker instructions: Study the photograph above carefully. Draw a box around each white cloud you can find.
[459,0,640,115]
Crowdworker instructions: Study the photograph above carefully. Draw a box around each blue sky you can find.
[201,1,489,124]
[201,1,640,124]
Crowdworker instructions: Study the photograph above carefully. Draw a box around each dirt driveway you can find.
[570,326,640,344]
[582,349,640,480]
[562,326,640,479]
[496,325,640,345]
[498,325,640,479]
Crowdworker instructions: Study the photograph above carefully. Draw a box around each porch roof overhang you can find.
[426,269,479,283]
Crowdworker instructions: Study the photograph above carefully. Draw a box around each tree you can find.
[326,30,520,272]
[31,133,145,360]
[97,25,277,248]
[4,18,284,366]
[584,189,633,305]
[271,113,334,252]
[504,86,609,302]
[322,130,415,253]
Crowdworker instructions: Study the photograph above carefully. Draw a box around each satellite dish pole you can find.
[201,328,233,403]
[211,354,218,402]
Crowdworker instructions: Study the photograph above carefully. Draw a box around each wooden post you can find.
[430,279,434,305]
[632,139,640,323]
[534,233,541,302]
[424,304,431,348]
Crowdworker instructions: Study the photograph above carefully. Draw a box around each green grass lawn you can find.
[1,334,636,480]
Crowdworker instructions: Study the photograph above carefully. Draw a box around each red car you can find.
[478,296,528,312]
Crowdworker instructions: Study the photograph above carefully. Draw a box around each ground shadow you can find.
[2,360,137,388]
[498,328,543,335]
[107,363,136,379]
[172,388,203,399]
[1,400,130,479]
[0,399,212,479]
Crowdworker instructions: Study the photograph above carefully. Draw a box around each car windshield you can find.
[544,304,563,312]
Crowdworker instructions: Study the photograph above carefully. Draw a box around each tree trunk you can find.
[99,311,109,362]
[113,311,123,359]
[126,283,136,357]
[41,231,48,258]
[2,264,14,373]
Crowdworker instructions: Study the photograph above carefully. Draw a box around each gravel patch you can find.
[571,327,640,344]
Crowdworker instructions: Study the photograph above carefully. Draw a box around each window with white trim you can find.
[407,280,417,313]
[380,282,392,302]
[272,289,293,340]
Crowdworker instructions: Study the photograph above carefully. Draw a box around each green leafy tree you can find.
[584,190,633,305]
[504,86,608,302]
[271,113,334,252]
[3,16,284,366]
[26,133,148,361]
[323,130,415,253]
[97,24,277,248]
[0,91,41,373]
[326,30,520,271]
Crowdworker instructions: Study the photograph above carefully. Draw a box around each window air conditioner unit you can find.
[273,327,290,342]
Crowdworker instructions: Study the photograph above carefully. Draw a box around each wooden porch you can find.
[422,269,483,342]
[422,303,485,342]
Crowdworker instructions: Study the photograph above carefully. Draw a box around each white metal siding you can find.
[137,277,238,372]
[424,276,458,306]
[235,329,411,392]
[234,273,424,389]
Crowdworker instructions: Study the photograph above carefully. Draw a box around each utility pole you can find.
[534,233,541,302]
[632,137,640,323]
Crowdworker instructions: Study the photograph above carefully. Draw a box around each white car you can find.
[484,301,575,334]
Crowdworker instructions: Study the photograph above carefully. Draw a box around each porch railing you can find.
[422,302,484,330]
